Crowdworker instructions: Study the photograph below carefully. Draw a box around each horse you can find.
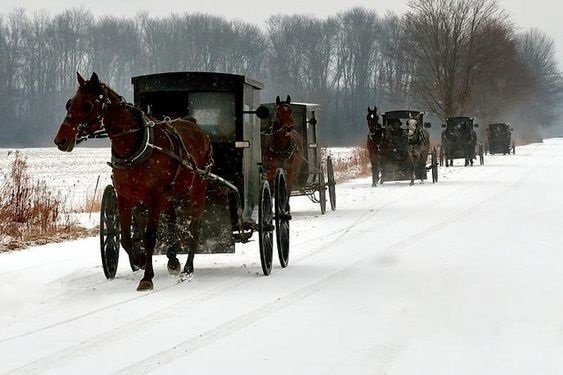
[465,129,477,165]
[441,125,458,167]
[54,72,212,291]
[366,106,385,187]
[441,124,475,167]
[261,95,304,191]
[406,116,430,185]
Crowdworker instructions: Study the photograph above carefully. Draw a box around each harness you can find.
[74,87,213,183]
[264,134,297,162]
[108,111,156,169]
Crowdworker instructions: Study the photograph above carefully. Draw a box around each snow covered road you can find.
[1,140,562,374]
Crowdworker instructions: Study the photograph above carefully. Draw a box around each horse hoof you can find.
[167,259,181,275]
[178,271,193,283]
[137,280,153,291]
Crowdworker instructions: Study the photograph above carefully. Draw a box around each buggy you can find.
[99,72,291,278]
[440,116,484,166]
[379,110,438,184]
[260,102,336,214]
[486,123,515,155]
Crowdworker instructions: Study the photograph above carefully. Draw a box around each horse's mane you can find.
[98,82,147,124]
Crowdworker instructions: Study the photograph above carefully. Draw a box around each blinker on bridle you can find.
[67,86,113,144]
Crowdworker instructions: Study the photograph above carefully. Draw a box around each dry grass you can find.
[0,151,95,252]
[74,178,103,214]
[324,146,371,183]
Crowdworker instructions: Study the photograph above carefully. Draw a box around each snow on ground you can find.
[0,140,562,374]
[0,147,112,210]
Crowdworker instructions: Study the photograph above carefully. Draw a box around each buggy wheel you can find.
[100,185,120,279]
[318,170,327,215]
[431,148,438,183]
[274,169,290,268]
[327,156,336,211]
[259,180,274,276]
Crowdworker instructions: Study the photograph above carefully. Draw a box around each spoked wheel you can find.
[431,148,438,183]
[274,169,290,268]
[479,144,485,165]
[100,185,120,279]
[326,156,336,211]
[318,169,327,215]
[259,180,274,276]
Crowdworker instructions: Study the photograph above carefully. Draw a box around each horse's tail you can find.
[203,137,214,173]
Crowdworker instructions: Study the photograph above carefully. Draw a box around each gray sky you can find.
[1,0,561,66]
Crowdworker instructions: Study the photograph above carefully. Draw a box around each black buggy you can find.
[440,116,484,167]
[100,72,292,278]
[486,123,515,155]
[260,102,336,214]
[379,110,438,184]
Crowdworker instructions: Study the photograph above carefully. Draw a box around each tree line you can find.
[0,0,561,146]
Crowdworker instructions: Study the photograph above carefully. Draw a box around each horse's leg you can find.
[409,153,415,186]
[181,180,207,278]
[371,157,377,187]
[137,202,159,291]
[164,205,181,275]
[117,199,136,265]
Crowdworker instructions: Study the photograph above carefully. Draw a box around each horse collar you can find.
[109,114,156,169]
[268,139,296,161]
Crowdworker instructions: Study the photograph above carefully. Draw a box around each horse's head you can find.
[54,72,108,152]
[366,106,381,134]
[274,95,293,136]
[407,118,418,138]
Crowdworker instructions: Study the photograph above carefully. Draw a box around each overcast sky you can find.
[1,0,561,67]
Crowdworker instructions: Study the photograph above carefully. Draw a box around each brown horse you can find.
[54,72,212,291]
[366,106,385,187]
[262,95,304,191]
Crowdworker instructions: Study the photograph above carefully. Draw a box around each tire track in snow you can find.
[1,182,443,374]
[113,154,542,374]
[3,151,538,374]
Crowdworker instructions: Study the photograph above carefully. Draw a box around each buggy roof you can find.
[131,71,264,92]
[382,110,421,118]
[447,116,474,122]
[262,102,321,110]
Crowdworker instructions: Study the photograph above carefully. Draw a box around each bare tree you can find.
[404,0,504,118]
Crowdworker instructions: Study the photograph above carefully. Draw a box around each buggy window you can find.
[189,92,236,142]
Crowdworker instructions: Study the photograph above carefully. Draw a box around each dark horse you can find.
[366,106,385,187]
[406,116,430,185]
[54,73,212,291]
[262,95,304,191]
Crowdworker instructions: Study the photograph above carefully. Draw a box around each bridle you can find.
[274,103,294,134]
[67,85,154,143]
[367,113,381,137]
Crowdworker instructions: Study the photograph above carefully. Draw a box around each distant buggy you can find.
[260,102,335,214]
[486,123,515,155]
[440,116,484,167]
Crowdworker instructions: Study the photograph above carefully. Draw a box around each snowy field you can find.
[0,139,562,374]
[0,147,112,209]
